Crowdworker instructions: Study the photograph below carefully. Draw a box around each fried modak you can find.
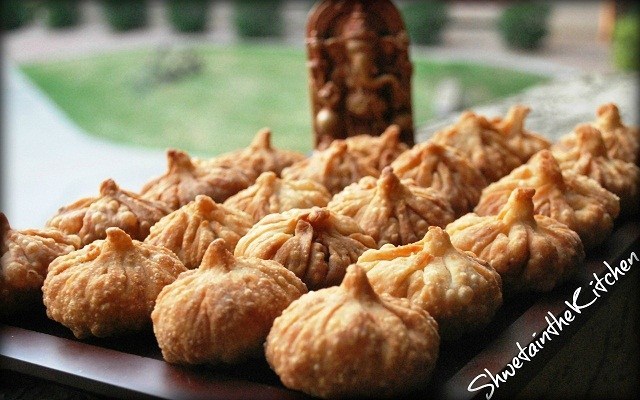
[42,227,186,338]
[431,110,523,182]
[475,150,620,249]
[144,195,252,269]
[203,128,306,179]
[265,264,440,399]
[47,179,172,246]
[281,140,379,195]
[223,172,331,223]
[390,141,487,217]
[140,149,252,210]
[552,124,639,212]
[152,239,307,365]
[342,125,410,171]
[234,207,376,290]
[1,213,81,315]
[328,167,455,247]
[357,226,503,340]
[592,103,639,164]
[447,188,585,293]
[491,105,551,162]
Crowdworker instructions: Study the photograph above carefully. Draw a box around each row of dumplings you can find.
[1,102,638,398]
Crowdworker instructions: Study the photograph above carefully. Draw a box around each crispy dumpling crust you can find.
[447,188,585,293]
[390,141,487,217]
[47,179,172,246]
[281,140,380,195]
[357,226,503,340]
[223,172,331,223]
[42,227,186,338]
[1,213,81,315]
[152,239,307,365]
[552,124,639,212]
[491,105,551,162]
[342,125,410,171]
[234,207,376,290]
[592,103,640,164]
[431,110,523,182]
[145,195,252,269]
[265,264,440,399]
[328,167,455,247]
[140,149,252,209]
[475,150,620,249]
[203,128,306,179]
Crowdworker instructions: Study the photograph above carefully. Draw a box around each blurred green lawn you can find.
[20,44,547,156]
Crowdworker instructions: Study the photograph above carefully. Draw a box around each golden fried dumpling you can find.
[491,105,551,162]
[205,128,306,179]
[145,195,252,269]
[140,149,252,210]
[328,167,455,247]
[281,140,379,195]
[552,124,639,211]
[152,239,307,365]
[592,103,640,164]
[47,179,172,246]
[223,172,331,223]
[234,207,376,290]
[431,110,523,182]
[475,150,620,249]
[343,125,410,171]
[447,188,585,293]
[357,226,502,340]
[42,227,186,338]
[265,264,440,399]
[390,141,487,217]
[1,213,81,315]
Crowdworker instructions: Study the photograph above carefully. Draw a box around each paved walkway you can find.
[0,1,624,229]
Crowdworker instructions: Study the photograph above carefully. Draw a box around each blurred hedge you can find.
[498,2,551,50]
[167,0,210,33]
[102,0,148,32]
[613,12,640,71]
[233,0,284,38]
[401,1,449,45]
[44,0,82,29]
[2,0,34,30]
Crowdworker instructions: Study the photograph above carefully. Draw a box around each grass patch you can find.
[20,44,547,156]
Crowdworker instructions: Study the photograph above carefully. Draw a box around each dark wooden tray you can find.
[1,218,638,400]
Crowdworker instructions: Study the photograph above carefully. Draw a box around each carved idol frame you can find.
[306,0,415,149]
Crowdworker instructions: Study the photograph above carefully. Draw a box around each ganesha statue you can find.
[306,0,415,149]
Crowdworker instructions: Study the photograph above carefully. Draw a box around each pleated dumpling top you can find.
[447,188,585,293]
[357,226,502,340]
[223,172,331,223]
[390,141,487,217]
[475,150,620,249]
[281,140,379,195]
[43,227,186,338]
[431,110,523,182]
[234,207,376,290]
[328,167,455,247]
[145,195,253,269]
[204,128,306,179]
[140,149,252,210]
[47,179,172,245]
[265,264,440,399]
[152,239,306,365]
[552,123,639,212]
